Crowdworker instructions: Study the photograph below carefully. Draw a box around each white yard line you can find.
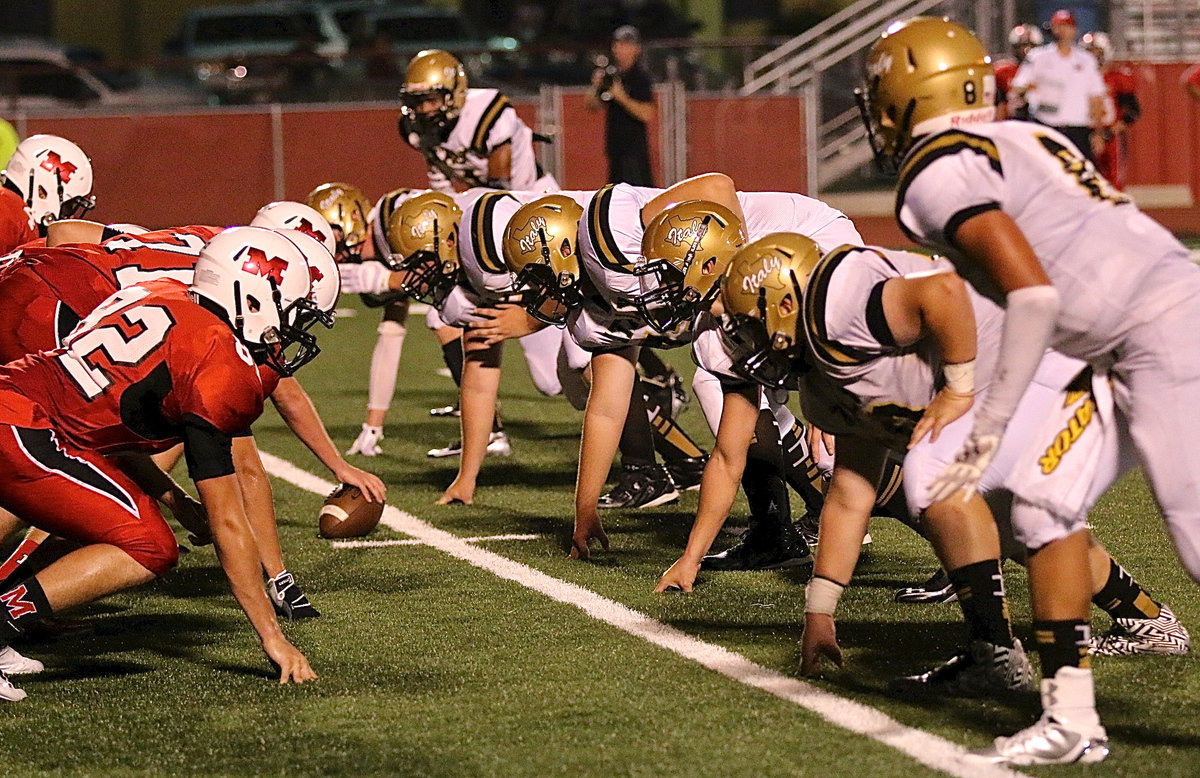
[261,452,1029,778]
[332,533,544,549]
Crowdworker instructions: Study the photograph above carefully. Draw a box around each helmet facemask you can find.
[502,195,585,326]
[387,194,462,306]
[719,273,807,390]
[513,226,582,325]
[636,212,735,334]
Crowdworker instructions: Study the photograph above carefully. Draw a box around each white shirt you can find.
[1012,44,1105,126]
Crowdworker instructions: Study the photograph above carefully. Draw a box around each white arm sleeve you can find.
[974,284,1060,433]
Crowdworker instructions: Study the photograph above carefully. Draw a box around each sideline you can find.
[261,451,1029,778]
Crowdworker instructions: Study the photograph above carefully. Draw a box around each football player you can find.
[1081,31,1140,190]
[398,49,557,193]
[0,210,382,619]
[0,227,322,699]
[0,134,95,253]
[860,16,1200,763]
[993,24,1042,120]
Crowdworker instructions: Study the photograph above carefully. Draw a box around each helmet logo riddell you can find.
[239,247,289,284]
[38,151,78,183]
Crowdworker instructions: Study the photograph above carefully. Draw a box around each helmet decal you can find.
[239,247,289,285]
[38,151,78,183]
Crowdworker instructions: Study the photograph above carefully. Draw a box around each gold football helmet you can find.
[398,49,468,141]
[719,233,822,389]
[384,191,462,305]
[304,182,371,260]
[501,195,584,325]
[636,199,746,334]
[857,17,995,170]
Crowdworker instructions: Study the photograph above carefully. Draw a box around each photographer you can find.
[587,25,656,186]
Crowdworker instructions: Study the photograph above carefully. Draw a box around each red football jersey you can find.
[0,188,39,255]
[994,58,1019,102]
[1101,67,1136,127]
[0,279,265,455]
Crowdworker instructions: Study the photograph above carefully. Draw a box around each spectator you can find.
[587,25,656,186]
[1082,31,1140,189]
[1012,9,1106,162]
[0,119,16,168]
[1184,63,1200,102]
[994,24,1043,120]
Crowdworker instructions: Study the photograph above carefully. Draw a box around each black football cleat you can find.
[892,639,1034,696]
[665,455,707,492]
[894,568,958,604]
[702,528,813,572]
[597,463,679,509]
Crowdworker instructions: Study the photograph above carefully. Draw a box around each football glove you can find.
[347,423,385,457]
[928,426,1001,503]
[339,261,393,295]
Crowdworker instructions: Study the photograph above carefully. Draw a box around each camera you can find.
[593,54,618,102]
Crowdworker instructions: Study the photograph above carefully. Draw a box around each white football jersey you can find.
[896,121,1191,361]
[401,88,544,193]
[690,312,741,383]
[736,191,863,251]
[800,245,1003,451]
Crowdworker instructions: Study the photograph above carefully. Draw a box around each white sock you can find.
[367,321,406,412]
[1041,666,1102,730]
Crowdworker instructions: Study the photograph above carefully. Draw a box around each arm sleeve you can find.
[182,414,236,481]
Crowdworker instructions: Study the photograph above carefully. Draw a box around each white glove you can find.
[927,426,1001,503]
[347,424,384,457]
[339,262,393,295]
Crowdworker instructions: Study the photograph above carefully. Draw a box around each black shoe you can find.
[701,529,813,572]
[269,571,321,620]
[429,404,461,418]
[664,455,706,492]
[793,512,820,547]
[597,463,679,509]
[891,639,1034,696]
[894,568,958,604]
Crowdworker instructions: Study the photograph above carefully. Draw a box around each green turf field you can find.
[1,296,1197,777]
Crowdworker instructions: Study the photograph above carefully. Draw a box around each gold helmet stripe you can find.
[471,191,515,274]
[471,94,513,154]
[586,185,634,273]
[802,246,879,367]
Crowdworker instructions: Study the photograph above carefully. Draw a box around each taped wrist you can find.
[805,576,846,616]
[942,359,976,396]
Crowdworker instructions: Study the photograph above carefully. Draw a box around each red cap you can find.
[1051,9,1076,26]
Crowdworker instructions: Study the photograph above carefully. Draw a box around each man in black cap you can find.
[588,25,656,186]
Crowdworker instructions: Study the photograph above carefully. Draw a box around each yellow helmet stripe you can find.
[471,94,513,154]
[586,185,634,272]
[471,191,514,274]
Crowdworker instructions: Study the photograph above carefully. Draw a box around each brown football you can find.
[318,484,384,539]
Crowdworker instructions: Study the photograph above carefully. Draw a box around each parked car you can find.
[358,6,518,80]
[164,2,349,103]
[0,38,198,111]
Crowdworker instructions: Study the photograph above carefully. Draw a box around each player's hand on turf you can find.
[655,556,700,592]
[332,462,386,503]
[437,477,475,505]
[338,261,392,295]
[909,387,974,449]
[800,613,844,676]
[927,426,1001,503]
[262,635,318,684]
[469,304,539,344]
[569,514,609,560]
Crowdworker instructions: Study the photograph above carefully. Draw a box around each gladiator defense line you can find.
[260,451,1030,778]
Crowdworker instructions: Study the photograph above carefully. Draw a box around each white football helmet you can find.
[0,134,95,231]
[251,201,337,256]
[279,229,340,325]
[1081,31,1112,65]
[190,226,315,375]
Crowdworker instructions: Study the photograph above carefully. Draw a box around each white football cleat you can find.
[0,646,43,675]
[1090,604,1190,656]
[969,712,1108,765]
[0,669,27,701]
[347,424,384,457]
